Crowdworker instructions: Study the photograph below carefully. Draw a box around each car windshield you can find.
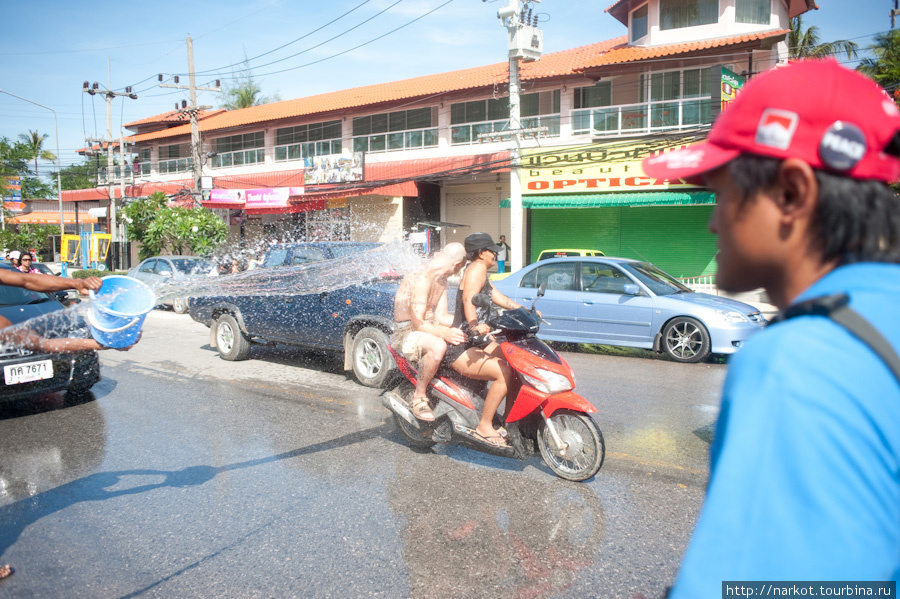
[0,284,52,307]
[619,262,691,296]
[171,258,216,275]
[330,243,381,258]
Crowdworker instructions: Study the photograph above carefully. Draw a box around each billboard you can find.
[3,176,23,212]
[522,139,702,194]
[303,152,364,185]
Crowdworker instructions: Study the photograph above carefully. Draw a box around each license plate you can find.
[4,360,54,385]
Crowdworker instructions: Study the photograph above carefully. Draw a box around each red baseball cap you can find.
[642,60,900,184]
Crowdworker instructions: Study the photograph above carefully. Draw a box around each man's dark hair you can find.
[728,154,900,265]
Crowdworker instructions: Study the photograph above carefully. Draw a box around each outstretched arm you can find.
[0,269,102,295]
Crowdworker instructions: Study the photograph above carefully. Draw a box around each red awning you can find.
[60,180,193,202]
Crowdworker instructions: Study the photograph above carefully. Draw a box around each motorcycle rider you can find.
[392,242,467,421]
[445,233,524,447]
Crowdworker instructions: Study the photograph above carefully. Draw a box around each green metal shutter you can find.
[619,206,717,278]
[529,206,717,277]
[530,208,621,263]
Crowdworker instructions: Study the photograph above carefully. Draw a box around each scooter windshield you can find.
[510,337,562,365]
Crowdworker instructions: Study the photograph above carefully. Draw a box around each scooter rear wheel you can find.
[537,410,604,481]
[393,385,436,450]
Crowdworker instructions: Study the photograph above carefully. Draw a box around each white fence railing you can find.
[678,274,718,295]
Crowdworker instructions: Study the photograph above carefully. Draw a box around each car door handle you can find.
[582,300,594,305]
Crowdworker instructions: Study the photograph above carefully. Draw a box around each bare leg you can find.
[451,347,510,443]
[414,335,447,400]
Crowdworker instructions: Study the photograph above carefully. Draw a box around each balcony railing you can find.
[572,98,713,136]
[158,158,193,175]
[97,166,134,186]
[353,128,439,154]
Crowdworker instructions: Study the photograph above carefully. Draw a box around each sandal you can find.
[409,397,434,422]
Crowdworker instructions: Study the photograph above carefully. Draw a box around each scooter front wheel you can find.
[537,410,605,481]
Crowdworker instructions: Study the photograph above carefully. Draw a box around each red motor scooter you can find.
[382,286,604,481]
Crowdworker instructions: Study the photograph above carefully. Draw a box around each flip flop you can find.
[473,431,510,448]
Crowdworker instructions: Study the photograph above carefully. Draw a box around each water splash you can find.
[0,242,425,353]
[150,241,425,302]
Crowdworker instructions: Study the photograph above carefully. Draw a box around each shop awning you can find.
[7,211,99,224]
[501,190,715,208]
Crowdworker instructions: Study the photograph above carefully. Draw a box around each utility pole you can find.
[159,36,220,203]
[892,0,899,29]
[82,64,138,270]
[492,0,543,272]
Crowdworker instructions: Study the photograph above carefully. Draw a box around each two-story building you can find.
[64,0,815,276]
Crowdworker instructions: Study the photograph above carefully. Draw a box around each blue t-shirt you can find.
[671,263,900,598]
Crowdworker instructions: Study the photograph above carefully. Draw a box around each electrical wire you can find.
[189,0,377,76]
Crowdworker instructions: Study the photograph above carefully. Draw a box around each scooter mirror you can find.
[472,293,492,309]
[537,283,546,297]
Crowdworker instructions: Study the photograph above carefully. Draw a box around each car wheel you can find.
[215,314,251,361]
[662,316,710,363]
[172,297,189,314]
[351,327,394,388]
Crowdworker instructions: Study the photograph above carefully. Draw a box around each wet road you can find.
[0,310,726,599]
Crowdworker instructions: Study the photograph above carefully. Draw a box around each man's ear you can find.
[774,158,819,220]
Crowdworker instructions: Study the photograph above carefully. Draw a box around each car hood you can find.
[0,299,64,326]
[663,292,760,315]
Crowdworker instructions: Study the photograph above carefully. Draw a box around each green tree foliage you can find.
[219,56,280,110]
[122,191,228,260]
[21,176,55,199]
[858,29,900,94]
[0,224,60,258]
[789,16,859,60]
[17,130,56,178]
[53,157,101,191]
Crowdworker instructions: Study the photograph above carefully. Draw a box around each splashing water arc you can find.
[0,243,427,352]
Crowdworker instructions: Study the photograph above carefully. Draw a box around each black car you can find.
[0,265,100,402]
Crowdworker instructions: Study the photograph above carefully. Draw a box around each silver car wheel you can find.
[662,316,710,363]
[217,320,235,354]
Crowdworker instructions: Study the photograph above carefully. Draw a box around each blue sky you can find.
[0,0,889,174]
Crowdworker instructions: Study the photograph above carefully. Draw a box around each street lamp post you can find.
[0,89,66,261]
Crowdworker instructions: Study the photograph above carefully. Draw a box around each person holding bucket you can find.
[0,269,138,352]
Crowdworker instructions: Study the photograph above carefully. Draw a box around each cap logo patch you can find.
[819,121,867,171]
[755,108,799,150]
[647,148,706,170]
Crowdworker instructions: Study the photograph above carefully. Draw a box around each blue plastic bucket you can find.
[87,276,157,348]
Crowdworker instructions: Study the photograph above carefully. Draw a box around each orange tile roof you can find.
[128,30,785,145]
[124,109,224,129]
[129,37,625,145]
[577,29,789,69]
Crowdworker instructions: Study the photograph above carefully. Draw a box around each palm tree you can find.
[789,15,859,60]
[17,130,56,178]
[858,29,900,92]
[219,55,280,110]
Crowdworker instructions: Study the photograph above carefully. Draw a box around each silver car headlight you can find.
[714,309,749,324]
[521,368,573,394]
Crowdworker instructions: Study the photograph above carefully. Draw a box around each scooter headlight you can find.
[521,368,573,394]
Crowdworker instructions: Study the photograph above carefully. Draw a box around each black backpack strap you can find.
[772,293,900,384]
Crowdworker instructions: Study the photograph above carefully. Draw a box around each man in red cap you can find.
[643,60,900,595]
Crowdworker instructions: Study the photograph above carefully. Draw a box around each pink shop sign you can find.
[244,187,305,207]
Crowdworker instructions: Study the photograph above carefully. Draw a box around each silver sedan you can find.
[491,256,766,363]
